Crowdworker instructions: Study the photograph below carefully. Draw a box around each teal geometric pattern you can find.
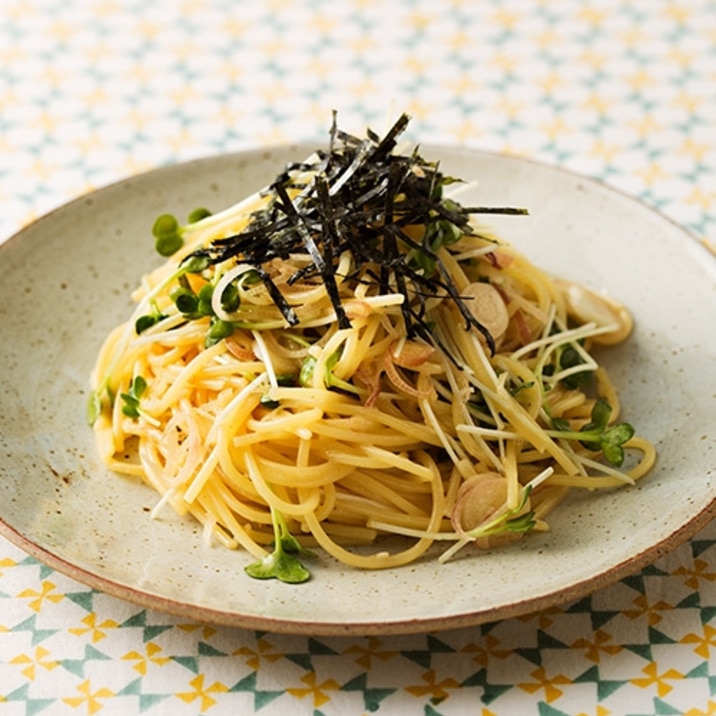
[2,0,716,713]
[2,515,716,713]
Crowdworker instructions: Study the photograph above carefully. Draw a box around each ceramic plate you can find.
[1,146,715,636]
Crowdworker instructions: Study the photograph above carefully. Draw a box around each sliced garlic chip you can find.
[461,282,510,343]
[556,279,633,345]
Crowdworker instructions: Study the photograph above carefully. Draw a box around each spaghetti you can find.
[89,115,656,582]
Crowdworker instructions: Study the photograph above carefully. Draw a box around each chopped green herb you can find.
[151,210,212,257]
[205,317,234,347]
[120,375,147,419]
[187,207,212,223]
[245,509,315,583]
[152,214,183,256]
[88,382,116,425]
[135,312,163,334]
[509,380,535,397]
[548,399,635,467]
[181,254,211,274]
[299,352,359,395]
[559,345,593,389]
[550,416,571,432]
[465,486,536,540]
[171,286,199,316]
[86,389,103,425]
[135,300,167,334]
[598,423,636,466]
[259,395,280,409]
[258,374,296,409]
[299,355,317,387]
[218,281,240,313]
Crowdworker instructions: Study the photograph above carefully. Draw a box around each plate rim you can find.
[1,145,714,636]
[3,497,716,635]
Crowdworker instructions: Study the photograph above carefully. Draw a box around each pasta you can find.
[89,114,656,581]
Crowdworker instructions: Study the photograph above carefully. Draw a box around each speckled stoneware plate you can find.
[1,146,715,635]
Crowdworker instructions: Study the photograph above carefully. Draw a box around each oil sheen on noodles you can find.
[89,116,656,582]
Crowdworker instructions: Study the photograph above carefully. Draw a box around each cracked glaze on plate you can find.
[1,146,714,635]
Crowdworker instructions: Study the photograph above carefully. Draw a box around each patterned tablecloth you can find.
[2,1,716,714]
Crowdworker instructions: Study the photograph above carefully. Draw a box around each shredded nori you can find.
[185,112,527,354]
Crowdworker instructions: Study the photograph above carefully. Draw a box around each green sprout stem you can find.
[546,399,635,467]
[86,383,106,426]
[244,508,315,583]
[299,351,361,395]
[120,375,148,419]
[152,208,212,257]
[464,486,536,541]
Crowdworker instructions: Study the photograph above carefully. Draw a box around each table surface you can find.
[2,1,716,714]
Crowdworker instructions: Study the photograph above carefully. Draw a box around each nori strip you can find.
[185,113,527,355]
